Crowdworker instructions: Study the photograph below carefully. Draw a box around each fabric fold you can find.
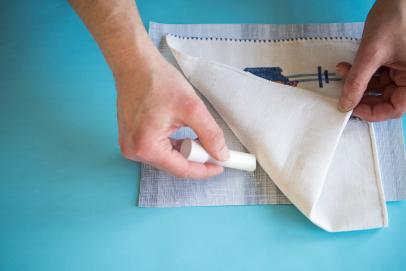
[167,35,388,232]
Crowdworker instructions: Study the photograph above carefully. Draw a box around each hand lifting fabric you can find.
[166,35,388,232]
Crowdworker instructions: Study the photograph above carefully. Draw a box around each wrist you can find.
[108,25,161,77]
[112,49,166,91]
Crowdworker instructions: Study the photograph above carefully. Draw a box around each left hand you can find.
[337,0,406,121]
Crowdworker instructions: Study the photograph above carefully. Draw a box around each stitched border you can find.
[167,33,359,43]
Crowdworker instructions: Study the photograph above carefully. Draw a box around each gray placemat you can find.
[139,22,406,207]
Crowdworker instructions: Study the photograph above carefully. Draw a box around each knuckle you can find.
[183,97,205,117]
[345,76,364,92]
[209,128,224,145]
[173,167,189,179]
[363,45,383,60]
[394,111,404,119]
[129,133,152,160]
[132,140,148,159]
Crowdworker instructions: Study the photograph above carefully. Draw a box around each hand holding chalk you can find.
[180,139,257,172]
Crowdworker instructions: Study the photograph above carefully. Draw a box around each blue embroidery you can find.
[243,67,299,86]
[244,66,340,88]
[317,66,323,88]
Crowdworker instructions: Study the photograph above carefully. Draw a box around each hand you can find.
[337,0,406,121]
[69,0,229,178]
[116,53,229,178]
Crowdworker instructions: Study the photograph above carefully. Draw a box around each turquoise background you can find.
[1,0,405,270]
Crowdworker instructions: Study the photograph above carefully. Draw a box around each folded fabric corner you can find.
[166,35,388,232]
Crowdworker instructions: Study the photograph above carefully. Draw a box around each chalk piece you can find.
[180,139,257,172]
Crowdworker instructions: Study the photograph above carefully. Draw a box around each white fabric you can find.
[167,35,388,232]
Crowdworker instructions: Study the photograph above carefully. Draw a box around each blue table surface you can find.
[1,1,406,270]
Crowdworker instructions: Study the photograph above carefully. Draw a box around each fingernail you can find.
[338,97,353,112]
[218,145,230,161]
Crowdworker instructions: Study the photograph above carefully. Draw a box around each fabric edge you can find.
[369,123,389,227]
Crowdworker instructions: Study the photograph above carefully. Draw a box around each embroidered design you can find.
[243,67,299,86]
[244,66,340,88]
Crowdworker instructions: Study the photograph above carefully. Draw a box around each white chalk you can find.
[180,139,257,172]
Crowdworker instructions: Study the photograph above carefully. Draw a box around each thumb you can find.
[338,44,385,112]
[182,99,229,161]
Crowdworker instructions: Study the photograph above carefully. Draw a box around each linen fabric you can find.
[166,35,387,231]
[139,23,406,208]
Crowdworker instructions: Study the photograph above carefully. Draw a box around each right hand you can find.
[115,52,229,178]
[337,0,406,121]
